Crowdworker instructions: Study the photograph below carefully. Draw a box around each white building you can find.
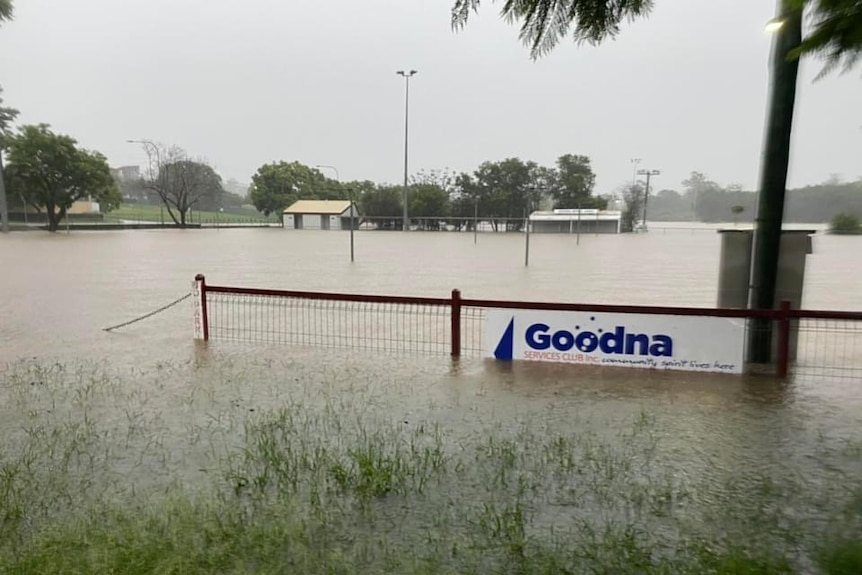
[529,209,622,234]
[283,200,360,230]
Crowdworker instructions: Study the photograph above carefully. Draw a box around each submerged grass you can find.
[0,359,860,574]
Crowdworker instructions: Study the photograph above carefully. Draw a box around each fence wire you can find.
[207,293,452,355]
[794,318,862,380]
[461,306,485,358]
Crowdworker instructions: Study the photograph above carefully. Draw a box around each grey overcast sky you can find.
[2,0,860,193]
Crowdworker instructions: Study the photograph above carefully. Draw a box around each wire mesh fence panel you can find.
[206,292,452,355]
[461,306,485,358]
[794,318,862,381]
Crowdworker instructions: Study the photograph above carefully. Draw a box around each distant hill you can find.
[647,181,862,223]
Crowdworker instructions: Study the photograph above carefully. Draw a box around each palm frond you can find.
[452,0,654,59]
[792,0,862,78]
[0,0,14,23]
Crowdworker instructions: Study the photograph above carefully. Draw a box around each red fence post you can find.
[451,289,461,358]
[195,273,210,341]
[776,299,791,378]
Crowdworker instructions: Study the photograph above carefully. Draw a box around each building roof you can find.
[529,210,621,222]
[283,200,353,215]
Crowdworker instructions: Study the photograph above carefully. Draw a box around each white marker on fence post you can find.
[192,277,204,340]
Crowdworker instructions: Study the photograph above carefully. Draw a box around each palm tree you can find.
[452,0,654,57]
[452,0,861,363]
[794,0,862,76]
[0,0,13,24]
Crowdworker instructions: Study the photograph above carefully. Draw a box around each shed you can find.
[283,200,360,230]
[529,209,622,234]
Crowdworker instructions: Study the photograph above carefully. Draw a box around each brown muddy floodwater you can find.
[0,226,860,570]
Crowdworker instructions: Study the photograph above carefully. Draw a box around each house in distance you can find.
[283,200,360,230]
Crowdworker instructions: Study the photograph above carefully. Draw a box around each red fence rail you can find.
[193,275,862,380]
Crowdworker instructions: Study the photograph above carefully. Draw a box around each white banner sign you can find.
[484,309,745,374]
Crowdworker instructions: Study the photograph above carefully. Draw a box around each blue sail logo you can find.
[493,318,515,360]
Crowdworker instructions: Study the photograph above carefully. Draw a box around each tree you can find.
[452,0,654,57]
[731,205,746,226]
[0,0,13,24]
[136,143,223,226]
[411,168,458,193]
[4,124,118,232]
[682,171,723,221]
[155,159,223,226]
[470,158,545,231]
[620,183,644,233]
[0,86,19,232]
[830,212,862,234]
[408,183,451,229]
[792,0,862,76]
[360,184,402,229]
[551,154,604,209]
[451,0,862,363]
[249,161,328,219]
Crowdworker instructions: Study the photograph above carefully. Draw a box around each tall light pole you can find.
[316,164,354,262]
[397,69,417,232]
[749,2,803,364]
[637,168,660,231]
[127,139,164,225]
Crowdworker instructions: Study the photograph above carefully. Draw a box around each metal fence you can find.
[795,315,862,380]
[193,275,862,380]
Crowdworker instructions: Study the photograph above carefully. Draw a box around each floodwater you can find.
[1,226,861,567]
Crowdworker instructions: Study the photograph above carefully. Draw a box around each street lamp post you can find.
[397,69,417,232]
[749,2,804,364]
[316,164,354,262]
[127,139,164,225]
[637,169,660,231]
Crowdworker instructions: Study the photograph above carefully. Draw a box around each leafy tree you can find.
[4,124,118,232]
[342,179,376,208]
[0,88,14,141]
[551,154,604,209]
[731,205,746,226]
[830,212,862,234]
[411,168,458,193]
[449,173,484,231]
[469,158,544,231]
[360,184,402,229]
[0,86,19,232]
[408,183,451,229]
[249,161,328,219]
[683,171,724,221]
[620,183,644,232]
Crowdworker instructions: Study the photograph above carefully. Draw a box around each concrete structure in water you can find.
[717,228,816,360]
[282,200,360,231]
[528,209,622,234]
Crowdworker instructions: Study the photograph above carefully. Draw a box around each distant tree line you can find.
[248,155,608,230]
[647,171,862,224]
